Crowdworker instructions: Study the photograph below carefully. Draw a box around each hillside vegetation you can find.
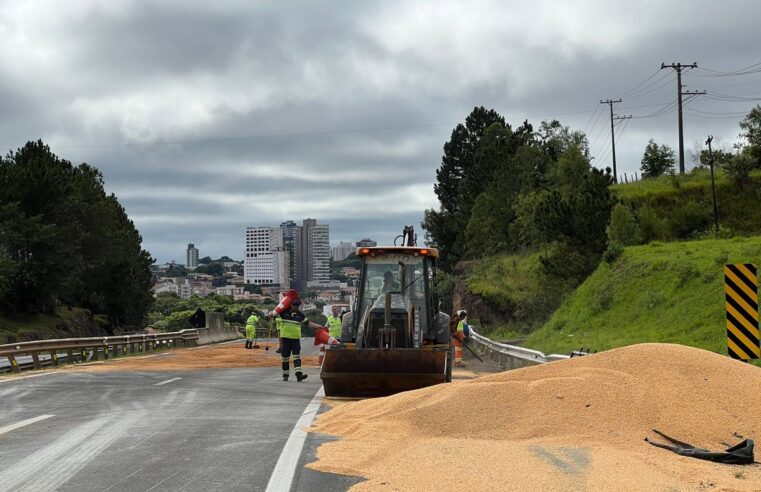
[462,253,576,336]
[610,168,761,240]
[0,307,108,344]
[524,236,761,365]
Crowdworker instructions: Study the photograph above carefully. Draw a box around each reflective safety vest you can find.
[278,318,304,339]
[326,315,342,338]
[456,320,465,332]
[246,315,259,328]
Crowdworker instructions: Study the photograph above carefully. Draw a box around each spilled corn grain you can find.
[308,343,761,491]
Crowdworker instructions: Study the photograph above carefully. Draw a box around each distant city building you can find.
[186,243,199,270]
[356,238,377,248]
[332,241,355,261]
[294,218,330,285]
[280,220,298,282]
[244,227,290,287]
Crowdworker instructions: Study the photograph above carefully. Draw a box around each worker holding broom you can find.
[244,310,259,349]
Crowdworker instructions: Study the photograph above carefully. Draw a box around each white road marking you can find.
[0,415,55,437]
[17,411,143,492]
[154,377,182,386]
[0,371,65,383]
[0,415,111,491]
[265,386,324,492]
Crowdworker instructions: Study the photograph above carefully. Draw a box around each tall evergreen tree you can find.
[0,140,154,329]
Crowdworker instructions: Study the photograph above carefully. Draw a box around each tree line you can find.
[423,107,613,283]
[0,140,153,329]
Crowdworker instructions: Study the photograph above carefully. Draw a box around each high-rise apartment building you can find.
[280,220,298,281]
[186,243,199,269]
[312,223,330,282]
[293,218,330,284]
[243,227,289,287]
[332,241,355,261]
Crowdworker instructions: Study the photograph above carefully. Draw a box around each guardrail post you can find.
[51,351,60,367]
[67,349,74,363]
[8,355,21,374]
[31,351,42,370]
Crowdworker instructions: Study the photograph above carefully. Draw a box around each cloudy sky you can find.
[2,1,760,263]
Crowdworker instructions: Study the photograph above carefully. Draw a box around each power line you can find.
[625,72,676,98]
[618,69,663,97]
[632,99,679,119]
[582,104,602,134]
[691,62,761,77]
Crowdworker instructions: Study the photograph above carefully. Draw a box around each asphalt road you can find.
[0,362,361,491]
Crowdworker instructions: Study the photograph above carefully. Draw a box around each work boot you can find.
[282,374,289,381]
[245,341,251,349]
[296,373,308,382]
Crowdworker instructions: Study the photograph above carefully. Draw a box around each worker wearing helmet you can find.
[318,305,343,365]
[452,310,468,367]
[271,299,322,382]
[244,310,259,349]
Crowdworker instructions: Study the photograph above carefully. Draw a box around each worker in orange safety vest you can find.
[451,310,469,367]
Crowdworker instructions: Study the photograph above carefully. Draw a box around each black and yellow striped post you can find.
[723,263,760,360]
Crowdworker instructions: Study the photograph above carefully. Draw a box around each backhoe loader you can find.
[320,228,452,398]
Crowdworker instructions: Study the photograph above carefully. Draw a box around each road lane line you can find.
[18,411,144,492]
[0,415,111,491]
[265,386,324,492]
[0,415,55,436]
[154,377,182,386]
[0,371,65,383]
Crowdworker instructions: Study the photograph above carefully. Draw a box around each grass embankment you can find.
[525,236,761,365]
[611,168,761,236]
[0,307,106,344]
[465,252,575,338]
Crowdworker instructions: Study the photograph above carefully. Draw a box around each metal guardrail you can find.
[0,329,199,374]
[468,327,587,370]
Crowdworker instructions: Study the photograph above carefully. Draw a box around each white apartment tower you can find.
[244,227,289,287]
[294,219,330,284]
[186,243,199,270]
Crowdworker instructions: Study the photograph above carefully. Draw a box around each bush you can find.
[637,205,669,242]
[607,204,640,245]
[725,152,754,185]
[603,240,624,263]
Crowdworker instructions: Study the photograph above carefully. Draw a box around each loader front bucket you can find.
[320,348,448,398]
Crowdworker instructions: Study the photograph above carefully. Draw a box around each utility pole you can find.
[661,62,705,174]
[600,99,631,183]
[706,135,719,234]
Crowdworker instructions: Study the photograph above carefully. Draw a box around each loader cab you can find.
[351,247,441,349]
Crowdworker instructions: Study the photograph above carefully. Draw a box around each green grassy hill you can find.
[0,307,108,344]
[462,252,577,337]
[610,168,761,239]
[524,236,761,364]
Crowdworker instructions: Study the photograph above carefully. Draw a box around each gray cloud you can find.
[2,1,760,261]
